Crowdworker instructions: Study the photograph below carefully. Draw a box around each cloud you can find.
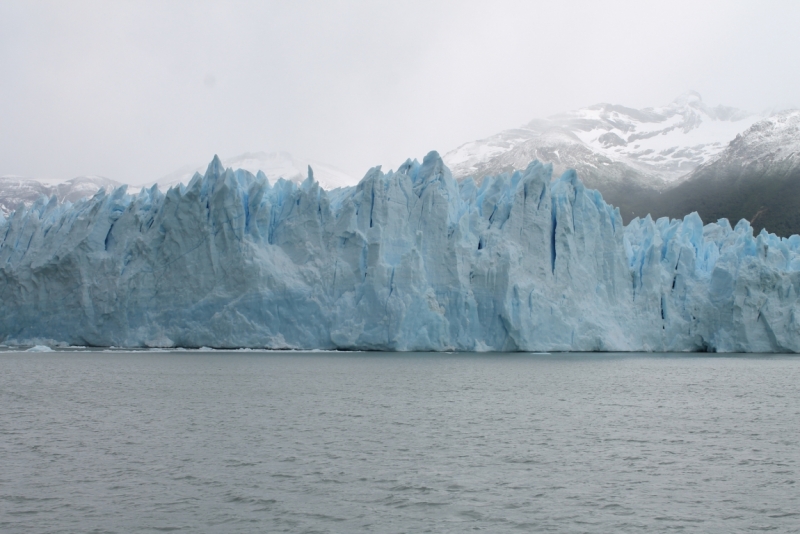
[0,0,798,184]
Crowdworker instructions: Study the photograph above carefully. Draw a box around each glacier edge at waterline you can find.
[2,151,800,352]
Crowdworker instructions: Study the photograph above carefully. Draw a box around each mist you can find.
[1,0,798,184]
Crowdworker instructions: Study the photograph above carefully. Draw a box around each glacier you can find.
[1,151,799,352]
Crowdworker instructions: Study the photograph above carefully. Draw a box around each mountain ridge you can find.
[443,93,800,235]
[4,94,799,236]
[633,109,800,236]
[444,91,759,187]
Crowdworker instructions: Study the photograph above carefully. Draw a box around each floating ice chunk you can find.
[26,345,54,352]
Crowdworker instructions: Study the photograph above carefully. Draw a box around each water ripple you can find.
[1,350,798,533]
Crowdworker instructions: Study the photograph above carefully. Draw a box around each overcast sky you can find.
[1,0,798,184]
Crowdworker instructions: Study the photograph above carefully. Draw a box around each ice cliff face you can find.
[1,152,799,352]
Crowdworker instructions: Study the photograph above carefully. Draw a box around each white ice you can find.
[1,152,799,352]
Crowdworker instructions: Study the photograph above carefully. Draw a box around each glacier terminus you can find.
[1,152,799,352]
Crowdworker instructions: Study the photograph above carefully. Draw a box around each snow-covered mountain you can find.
[444,91,758,188]
[0,175,121,217]
[156,151,358,191]
[640,109,800,236]
[707,109,800,170]
[0,177,50,217]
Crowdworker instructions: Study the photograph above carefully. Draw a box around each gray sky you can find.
[1,0,798,184]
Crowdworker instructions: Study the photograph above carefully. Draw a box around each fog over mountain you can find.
[0,154,357,218]
[443,93,800,236]
[155,152,358,192]
[644,110,800,236]
[3,92,800,238]
[2,1,799,184]
[0,175,121,218]
[444,92,757,185]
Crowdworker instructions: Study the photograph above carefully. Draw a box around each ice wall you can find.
[1,152,799,351]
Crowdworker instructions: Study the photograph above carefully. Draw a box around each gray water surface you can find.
[1,350,799,533]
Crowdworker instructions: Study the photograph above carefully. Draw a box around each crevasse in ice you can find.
[1,152,799,351]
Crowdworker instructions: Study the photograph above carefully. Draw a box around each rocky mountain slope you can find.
[5,96,798,237]
[443,92,771,226]
[444,92,756,186]
[637,110,800,236]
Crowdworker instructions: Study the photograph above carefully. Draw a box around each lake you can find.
[1,350,798,533]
